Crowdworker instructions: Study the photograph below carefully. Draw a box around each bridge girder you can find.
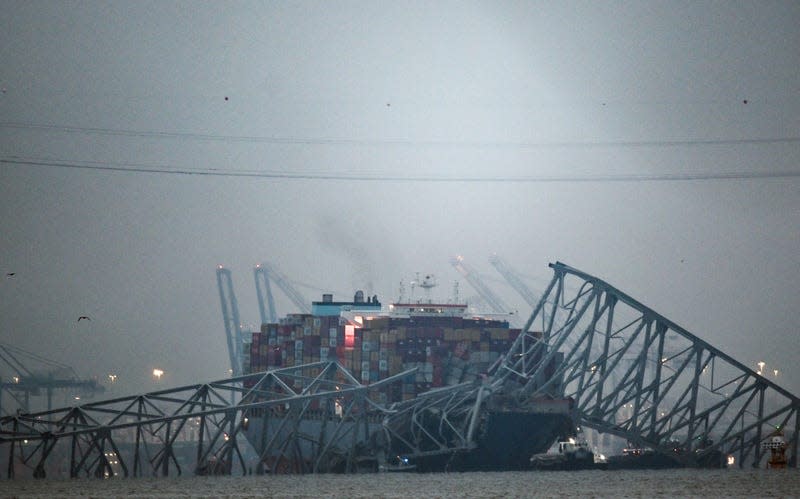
[5,261,797,477]
[492,262,800,468]
[0,362,419,478]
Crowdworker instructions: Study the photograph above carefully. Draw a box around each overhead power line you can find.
[2,121,800,149]
[3,156,799,183]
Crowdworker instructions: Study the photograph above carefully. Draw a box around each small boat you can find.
[530,437,606,471]
[379,456,417,472]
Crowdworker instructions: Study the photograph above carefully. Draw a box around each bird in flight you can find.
[78,316,91,322]
[5,272,15,278]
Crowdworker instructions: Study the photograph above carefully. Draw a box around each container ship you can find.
[241,277,573,473]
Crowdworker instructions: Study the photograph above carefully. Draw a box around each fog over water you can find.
[1,2,798,404]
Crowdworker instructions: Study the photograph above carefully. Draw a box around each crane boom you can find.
[450,256,512,315]
[216,266,243,377]
[488,254,539,307]
[254,264,278,324]
[254,262,310,319]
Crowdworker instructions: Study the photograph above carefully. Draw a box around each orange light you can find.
[345,325,355,348]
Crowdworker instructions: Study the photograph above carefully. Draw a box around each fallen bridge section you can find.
[493,261,800,468]
[0,362,414,479]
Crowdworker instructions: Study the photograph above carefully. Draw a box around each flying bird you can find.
[78,316,91,322]
[5,272,15,278]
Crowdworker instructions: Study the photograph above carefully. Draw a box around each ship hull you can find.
[410,412,572,472]
[243,410,571,473]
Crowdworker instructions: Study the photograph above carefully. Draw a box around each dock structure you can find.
[2,262,798,478]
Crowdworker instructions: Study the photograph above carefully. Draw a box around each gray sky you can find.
[1,1,798,401]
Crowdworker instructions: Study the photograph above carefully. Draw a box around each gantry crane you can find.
[254,262,310,326]
[488,254,539,308]
[218,263,312,381]
[450,255,514,317]
[0,343,104,415]
[216,265,243,378]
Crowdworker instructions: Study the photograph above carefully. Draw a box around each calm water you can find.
[3,469,799,498]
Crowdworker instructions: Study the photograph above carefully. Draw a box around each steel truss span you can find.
[3,262,797,478]
[0,362,419,479]
[0,360,493,479]
[494,262,799,468]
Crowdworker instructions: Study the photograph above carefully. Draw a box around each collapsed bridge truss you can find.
[2,262,797,478]
[0,362,508,479]
[0,362,420,479]
[492,262,800,467]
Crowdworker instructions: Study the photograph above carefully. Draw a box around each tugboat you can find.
[378,455,417,473]
[530,436,606,470]
[763,428,788,469]
[605,443,682,469]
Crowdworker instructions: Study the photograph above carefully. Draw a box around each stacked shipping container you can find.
[244,312,545,403]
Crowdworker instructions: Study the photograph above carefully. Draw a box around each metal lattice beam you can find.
[0,362,415,478]
[216,266,244,378]
[254,263,311,321]
[6,261,795,477]
[493,262,800,468]
[450,256,512,316]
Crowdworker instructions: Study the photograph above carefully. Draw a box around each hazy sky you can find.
[1,1,798,403]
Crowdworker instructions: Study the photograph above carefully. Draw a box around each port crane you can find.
[488,254,539,308]
[0,343,103,415]
[218,263,312,379]
[450,255,519,326]
[450,255,510,314]
[254,262,310,325]
[216,266,244,378]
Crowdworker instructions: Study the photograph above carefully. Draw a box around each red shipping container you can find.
[250,342,259,359]
[432,365,443,387]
